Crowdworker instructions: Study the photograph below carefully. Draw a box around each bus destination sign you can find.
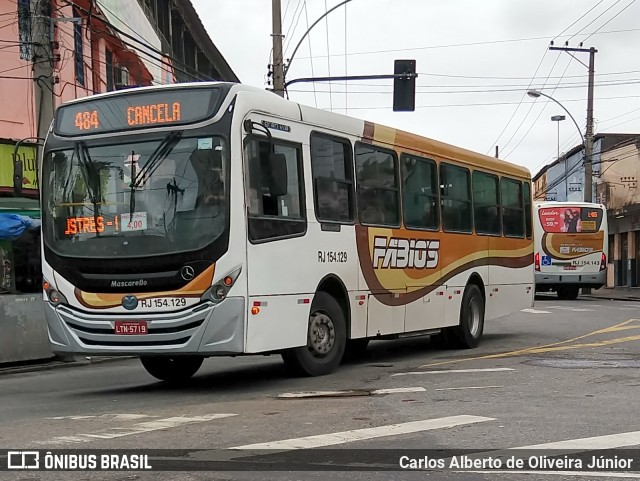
[54,88,221,136]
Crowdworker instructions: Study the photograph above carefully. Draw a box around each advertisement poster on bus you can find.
[538,206,604,260]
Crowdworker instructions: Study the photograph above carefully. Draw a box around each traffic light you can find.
[393,59,416,112]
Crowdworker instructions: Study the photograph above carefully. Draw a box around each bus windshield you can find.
[42,135,227,258]
[538,205,603,234]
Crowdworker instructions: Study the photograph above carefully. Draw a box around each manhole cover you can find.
[525,359,640,369]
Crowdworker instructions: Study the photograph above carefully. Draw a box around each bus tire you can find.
[343,338,370,360]
[281,291,347,377]
[140,355,203,383]
[450,284,485,349]
[557,286,579,300]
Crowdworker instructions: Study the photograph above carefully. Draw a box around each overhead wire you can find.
[582,0,638,43]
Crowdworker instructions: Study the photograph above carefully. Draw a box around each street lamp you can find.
[527,90,585,146]
[528,90,587,201]
[551,114,566,198]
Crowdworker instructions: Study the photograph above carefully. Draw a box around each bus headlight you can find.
[43,279,69,307]
[201,266,242,304]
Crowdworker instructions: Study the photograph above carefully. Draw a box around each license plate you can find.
[114,320,148,335]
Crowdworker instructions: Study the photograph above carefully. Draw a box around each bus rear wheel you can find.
[557,286,579,300]
[140,355,204,383]
[281,292,347,377]
[437,284,485,349]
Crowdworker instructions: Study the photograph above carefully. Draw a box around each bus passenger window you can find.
[472,171,501,235]
[310,133,354,223]
[355,143,400,227]
[501,178,525,237]
[524,182,532,238]
[440,163,472,233]
[401,154,439,230]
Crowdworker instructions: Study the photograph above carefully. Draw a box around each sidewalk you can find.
[581,287,640,302]
[0,355,134,376]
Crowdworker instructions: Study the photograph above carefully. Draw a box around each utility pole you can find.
[271,0,285,97]
[30,0,55,175]
[584,47,596,204]
[549,44,597,203]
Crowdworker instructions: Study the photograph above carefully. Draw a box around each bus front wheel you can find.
[281,292,347,376]
[140,355,204,383]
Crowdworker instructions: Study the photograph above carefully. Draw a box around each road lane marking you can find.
[547,306,594,312]
[46,414,158,421]
[521,308,552,314]
[277,387,426,398]
[419,319,640,368]
[435,386,503,391]
[230,415,494,450]
[458,471,640,478]
[42,414,237,445]
[397,368,515,376]
[510,430,640,450]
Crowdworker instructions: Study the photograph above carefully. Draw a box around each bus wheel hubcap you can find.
[468,298,481,338]
[309,312,335,356]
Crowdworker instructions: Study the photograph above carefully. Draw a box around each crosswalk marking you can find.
[229,415,494,450]
[459,470,640,478]
[41,414,237,445]
[434,386,503,391]
[521,308,552,314]
[402,367,515,375]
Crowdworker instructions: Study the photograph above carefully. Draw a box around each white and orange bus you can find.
[40,82,534,382]
[534,201,608,299]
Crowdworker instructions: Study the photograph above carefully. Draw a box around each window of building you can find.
[502,178,525,237]
[441,163,472,233]
[105,49,114,92]
[524,181,532,238]
[472,171,501,235]
[244,137,306,242]
[73,8,84,87]
[401,154,439,230]
[310,133,354,223]
[355,142,400,227]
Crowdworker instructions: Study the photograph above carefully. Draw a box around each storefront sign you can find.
[0,143,38,193]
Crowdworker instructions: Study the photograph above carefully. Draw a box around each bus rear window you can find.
[538,206,603,233]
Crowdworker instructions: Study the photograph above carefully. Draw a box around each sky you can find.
[191,0,640,177]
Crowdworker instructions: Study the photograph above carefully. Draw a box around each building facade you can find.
[533,133,640,288]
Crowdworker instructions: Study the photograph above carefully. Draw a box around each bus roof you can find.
[58,81,531,179]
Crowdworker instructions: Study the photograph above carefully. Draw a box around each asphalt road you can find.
[1,296,639,481]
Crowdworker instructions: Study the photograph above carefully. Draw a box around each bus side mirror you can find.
[13,158,23,196]
[268,153,288,197]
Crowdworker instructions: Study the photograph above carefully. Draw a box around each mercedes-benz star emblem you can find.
[181,265,195,281]
[122,295,138,310]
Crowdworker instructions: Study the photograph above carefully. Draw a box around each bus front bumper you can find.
[535,271,606,288]
[44,298,245,356]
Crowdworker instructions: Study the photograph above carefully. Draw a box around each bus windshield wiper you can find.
[75,142,101,211]
[128,131,182,217]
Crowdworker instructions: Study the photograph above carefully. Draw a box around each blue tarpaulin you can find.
[0,214,40,240]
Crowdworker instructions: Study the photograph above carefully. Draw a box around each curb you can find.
[581,295,640,302]
[0,356,136,376]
